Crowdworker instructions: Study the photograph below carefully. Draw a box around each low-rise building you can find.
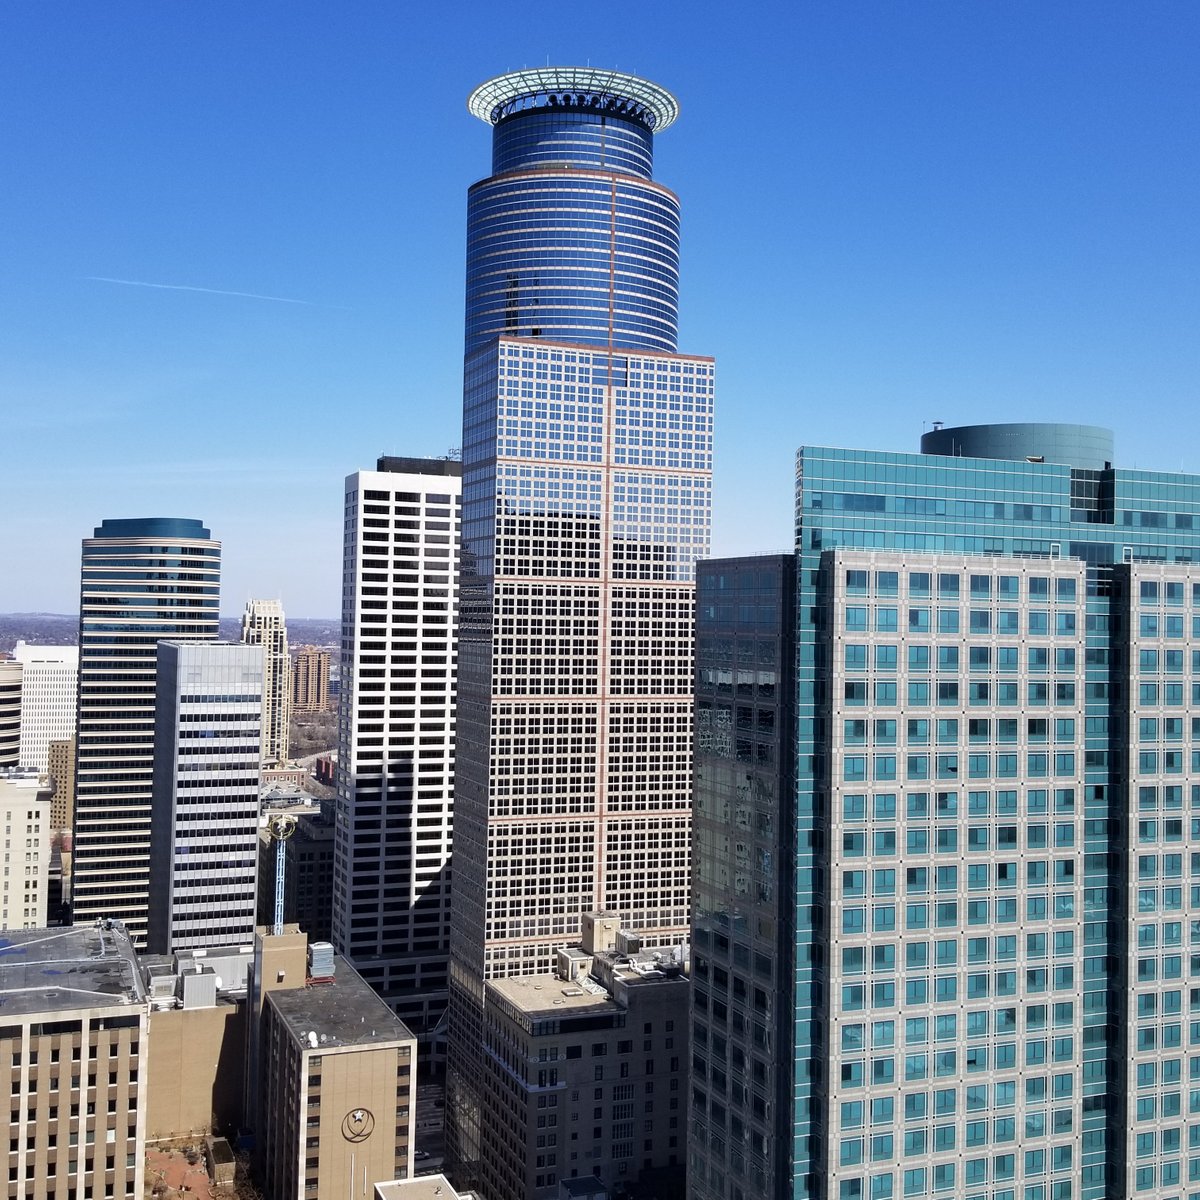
[0,922,149,1199]
[0,772,50,928]
[479,914,689,1200]
[374,1175,471,1200]
[262,764,310,789]
[259,954,417,1199]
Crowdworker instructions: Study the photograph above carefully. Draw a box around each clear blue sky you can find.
[2,1,1197,616]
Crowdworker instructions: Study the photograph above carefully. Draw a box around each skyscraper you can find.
[0,659,20,767]
[691,424,1200,1200]
[447,67,713,1186]
[47,735,76,829]
[334,456,460,1045]
[12,641,78,773]
[291,645,331,713]
[240,598,292,764]
[691,555,797,1200]
[147,641,263,954]
[73,517,220,944]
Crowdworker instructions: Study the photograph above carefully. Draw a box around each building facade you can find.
[691,424,1200,1200]
[448,66,713,1182]
[691,555,797,1200]
[241,599,292,764]
[258,956,417,1200]
[73,518,221,944]
[333,457,460,1044]
[479,913,688,1200]
[0,773,51,928]
[0,658,20,767]
[0,922,149,1200]
[292,646,331,713]
[147,641,263,954]
[47,735,76,828]
[12,642,78,773]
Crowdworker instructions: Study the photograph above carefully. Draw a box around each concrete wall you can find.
[146,1002,245,1140]
[312,1041,415,1199]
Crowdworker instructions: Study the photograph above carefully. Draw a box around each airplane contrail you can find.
[84,275,316,305]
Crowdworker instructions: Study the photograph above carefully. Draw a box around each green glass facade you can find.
[692,426,1200,1200]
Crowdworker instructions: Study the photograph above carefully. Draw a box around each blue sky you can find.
[2,1,1197,615]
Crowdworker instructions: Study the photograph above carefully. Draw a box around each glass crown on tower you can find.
[465,66,683,355]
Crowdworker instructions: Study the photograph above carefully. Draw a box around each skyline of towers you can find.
[72,517,220,945]
[240,597,292,764]
[333,456,461,1045]
[147,640,263,954]
[447,66,713,1189]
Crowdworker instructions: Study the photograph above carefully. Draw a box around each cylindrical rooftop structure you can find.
[464,67,682,355]
[919,423,1114,471]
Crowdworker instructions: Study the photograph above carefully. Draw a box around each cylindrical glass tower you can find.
[465,67,682,355]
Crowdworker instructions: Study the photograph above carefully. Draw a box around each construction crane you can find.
[264,813,298,936]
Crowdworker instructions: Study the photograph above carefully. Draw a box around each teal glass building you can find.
[692,425,1200,1200]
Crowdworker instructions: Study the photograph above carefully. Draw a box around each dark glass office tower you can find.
[692,424,1200,1200]
[73,518,220,945]
[448,68,714,1191]
[693,556,798,1200]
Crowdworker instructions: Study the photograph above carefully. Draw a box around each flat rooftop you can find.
[488,974,616,1018]
[0,776,51,802]
[375,1176,467,1200]
[489,946,688,1020]
[0,924,145,1018]
[267,957,413,1050]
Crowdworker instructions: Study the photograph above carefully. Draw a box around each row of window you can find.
[843,681,1082,707]
[845,719,1082,747]
[844,570,1078,601]
[842,933,1076,969]
[845,644,1081,671]
[841,789,1079,820]
[843,752,1081,783]
[843,608,1079,635]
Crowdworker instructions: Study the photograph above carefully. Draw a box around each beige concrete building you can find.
[141,942,258,1143]
[0,922,149,1200]
[242,599,292,764]
[12,642,78,774]
[0,773,50,928]
[258,952,417,1200]
[146,999,244,1141]
[291,645,331,713]
[46,735,75,829]
[478,915,688,1200]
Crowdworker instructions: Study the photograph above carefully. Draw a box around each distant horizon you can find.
[0,611,341,630]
